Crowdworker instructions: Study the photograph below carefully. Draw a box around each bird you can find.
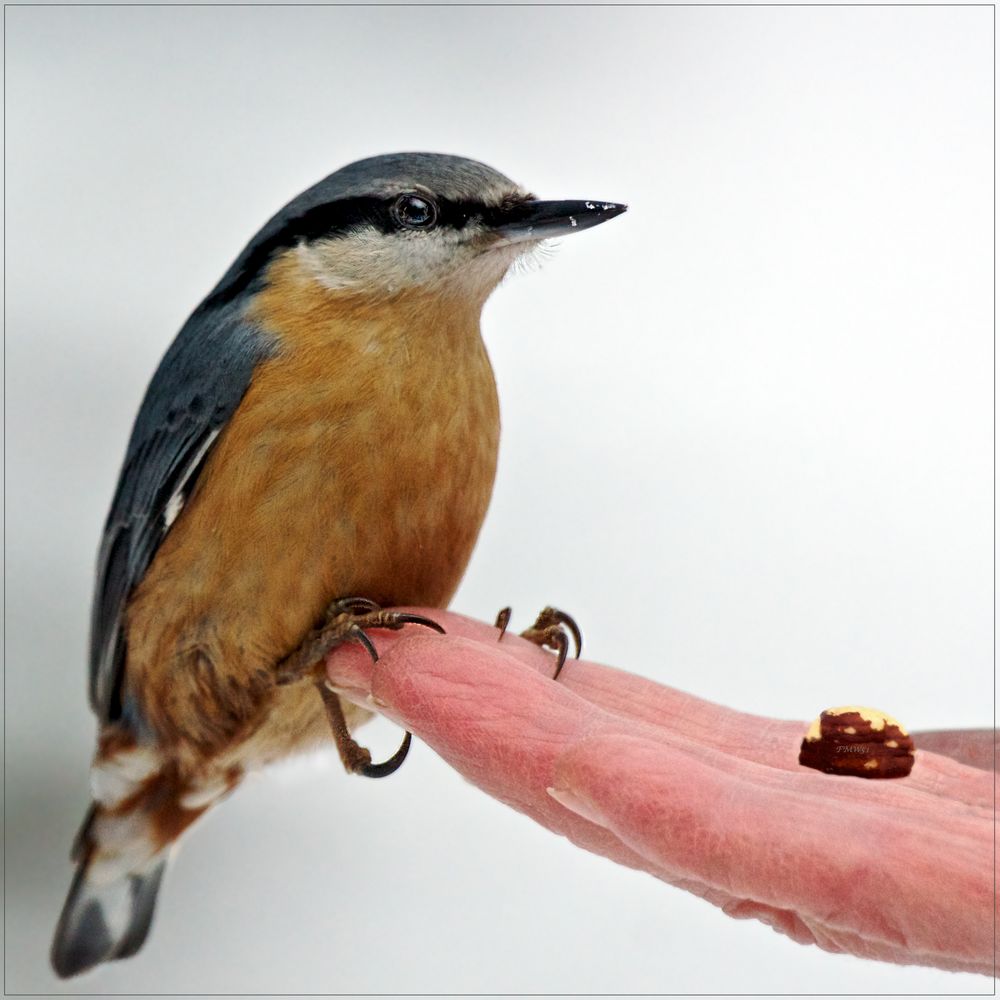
[50,152,626,978]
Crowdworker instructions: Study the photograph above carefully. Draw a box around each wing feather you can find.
[89,304,275,722]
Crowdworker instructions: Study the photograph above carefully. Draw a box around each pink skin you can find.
[325,610,994,977]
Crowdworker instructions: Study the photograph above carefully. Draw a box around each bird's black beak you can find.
[491,199,627,244]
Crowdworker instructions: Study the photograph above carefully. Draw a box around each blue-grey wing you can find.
[89,303,275,722]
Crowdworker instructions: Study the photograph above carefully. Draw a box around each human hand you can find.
[324,609,993,977]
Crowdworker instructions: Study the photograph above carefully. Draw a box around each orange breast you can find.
[125,253,500,759]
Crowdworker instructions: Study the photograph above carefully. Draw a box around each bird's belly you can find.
[125,333,499,761]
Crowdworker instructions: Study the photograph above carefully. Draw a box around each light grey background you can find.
[5,4,992,994]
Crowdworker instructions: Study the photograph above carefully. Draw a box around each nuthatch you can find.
[51,152,625,977]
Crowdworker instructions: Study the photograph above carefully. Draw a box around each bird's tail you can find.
[50,802,169,978]
[51,736,227,978]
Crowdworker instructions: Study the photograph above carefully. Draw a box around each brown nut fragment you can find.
[799,705,915,779]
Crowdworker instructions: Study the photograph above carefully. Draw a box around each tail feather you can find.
[51,854,166,978]
[51,802,168,979]
[52,739,232,978]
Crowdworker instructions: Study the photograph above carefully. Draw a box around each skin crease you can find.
[325,610,994,978]
[125,247,503,780]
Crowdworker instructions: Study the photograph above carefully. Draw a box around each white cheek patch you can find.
[394,228,464,283]
[297,226,483,295]
[296,234,373,291]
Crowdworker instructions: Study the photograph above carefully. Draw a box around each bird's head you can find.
[206,152,626,310]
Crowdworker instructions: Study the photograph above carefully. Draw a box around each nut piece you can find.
[799,705,915,779]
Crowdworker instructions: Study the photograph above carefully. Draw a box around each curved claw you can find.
[351,626,380,664]
[495,606,512,640]
[504,605,585,681]
[550,631,569,681]
[548,608,582,661]
[345,612,444,673]
[360,730,412,779]
[391,612,446,635]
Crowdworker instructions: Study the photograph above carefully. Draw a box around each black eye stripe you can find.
[265,195,486,245]
[203,194,524,308]
[281,195,489,240]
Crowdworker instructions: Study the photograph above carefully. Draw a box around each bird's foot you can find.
[314,679,413,779]
[494,605,583,681]
[276,597,444,779]
[275,597,443,685]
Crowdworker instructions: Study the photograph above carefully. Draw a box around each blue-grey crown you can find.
[201,153,522,309]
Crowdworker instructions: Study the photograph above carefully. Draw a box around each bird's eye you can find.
[391,194,438,231]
